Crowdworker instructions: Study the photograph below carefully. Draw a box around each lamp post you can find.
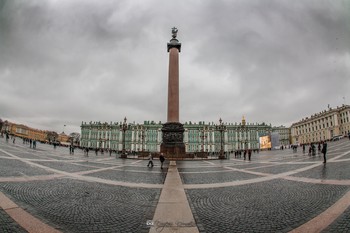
[120,117,128,158]
[216,118,226,159]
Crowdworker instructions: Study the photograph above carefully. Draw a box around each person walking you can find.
[322,142,327,163]
[308,145,312,156]
[248,149,252,161]
[159,153,165,169]
[147,153,154,167]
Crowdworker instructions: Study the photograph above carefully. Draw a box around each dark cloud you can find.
[0,0,349,133]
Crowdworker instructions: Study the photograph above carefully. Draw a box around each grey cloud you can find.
[0,0,349,133]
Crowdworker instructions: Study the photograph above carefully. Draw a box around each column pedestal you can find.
[160,122,185,158]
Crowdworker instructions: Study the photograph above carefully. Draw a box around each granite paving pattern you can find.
[0,179,160,233]
[1,137,350,232]
[186,179,350,233]
[0,158,54,177]
[248,163,311,174]
[178,167,232,173]
[291,161,350,180]
[323,206,350,233]
[0,208,28,233]
[33,161,99,173]
[180,170,260,184]
[85,168,168,184]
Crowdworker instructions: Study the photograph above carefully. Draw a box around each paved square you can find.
[1,137,350,232]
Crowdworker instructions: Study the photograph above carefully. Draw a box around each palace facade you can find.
[291,105,350,144]
[1,120,71,143]
[80,118,290,153]
[1,121,48,142]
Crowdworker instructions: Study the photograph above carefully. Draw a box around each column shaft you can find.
[167,48,179,122]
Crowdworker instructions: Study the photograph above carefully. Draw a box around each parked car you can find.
[331,135,343,141]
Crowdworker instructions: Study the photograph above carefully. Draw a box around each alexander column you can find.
[160,27,185,158]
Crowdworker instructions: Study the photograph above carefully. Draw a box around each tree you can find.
[69,132,80,145]
[47,131,58,143]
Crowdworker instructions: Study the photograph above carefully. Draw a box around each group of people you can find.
[22,138,37,148]
[234,149,253,161]
[147,153,165,169]
[4,134,39,148]
[301,142,328,163]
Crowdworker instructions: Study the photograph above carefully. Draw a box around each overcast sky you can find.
[0,0,349,134]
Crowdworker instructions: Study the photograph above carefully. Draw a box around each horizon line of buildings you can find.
[80,117,290,153]
[2,104,349,152]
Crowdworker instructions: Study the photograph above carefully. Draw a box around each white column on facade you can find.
[132,130,135,151]
[157,129,161,152]
[212,130,215,146]
[87,129,90,140]
[118,130,121,151]
[108,130,111,149]
[334,113,338,126]
[184,129,188,143]
[206,131,209,152]
[158,129,162,143]
[224,130,227,152]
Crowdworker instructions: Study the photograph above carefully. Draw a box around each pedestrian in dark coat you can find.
[322,142,328,163]
[159,153,165,169]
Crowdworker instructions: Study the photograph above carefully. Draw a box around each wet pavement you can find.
[0,137,350,232]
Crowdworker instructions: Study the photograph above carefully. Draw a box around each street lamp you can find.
[120,117,128,158]
[216,118,226,159]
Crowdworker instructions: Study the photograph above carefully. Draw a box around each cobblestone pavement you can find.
[1,137,350,232]
[0,208,27,233]
[323,205,350,233]
[0,139,165,233]
[186,179,348,232]
[1,179,160,233]
[178,139,350,232]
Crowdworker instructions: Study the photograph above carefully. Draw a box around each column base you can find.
[161,122,186,158]
[160,143,186,159]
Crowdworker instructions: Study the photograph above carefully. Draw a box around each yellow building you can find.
[291,105,350,144]
[57,132,70,144]
[2,121,48,142]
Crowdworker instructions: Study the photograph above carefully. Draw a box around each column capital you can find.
[167,38,181,52]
